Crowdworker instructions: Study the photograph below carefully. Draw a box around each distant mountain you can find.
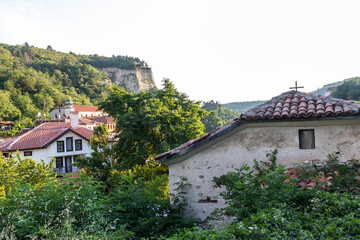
[224,80,347,113]
[223,101,266,114]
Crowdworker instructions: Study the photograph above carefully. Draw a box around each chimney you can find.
[70,111,79,129]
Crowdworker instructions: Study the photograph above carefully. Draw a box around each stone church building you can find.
[156,90,360,220]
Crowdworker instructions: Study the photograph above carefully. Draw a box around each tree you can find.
[201,110,224,133]
[100,79,206,169]
[75,125,117,187]
[332,78,360,100]
[0,90,21,120]
[0,154,54,199]
[201,100,239,132]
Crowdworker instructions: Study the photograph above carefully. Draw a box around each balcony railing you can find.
[53,166,79,176]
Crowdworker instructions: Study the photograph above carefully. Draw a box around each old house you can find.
[80,116,116,132]
[0,112,114,176]
[155,90,360,220]
[49,98,106,119]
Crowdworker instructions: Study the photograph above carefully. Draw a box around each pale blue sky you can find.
[1,0,360,103]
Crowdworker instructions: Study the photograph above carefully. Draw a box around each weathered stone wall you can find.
[168,120,360,220]
[98,67,156,93]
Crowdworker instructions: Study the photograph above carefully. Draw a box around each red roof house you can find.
[0,112,114,176]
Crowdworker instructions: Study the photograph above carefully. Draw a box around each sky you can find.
[1,0,360,103]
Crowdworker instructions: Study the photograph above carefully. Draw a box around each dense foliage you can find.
[331,77,360,101]
[0,154,54,199]
[100,79,206,169]
[3,149,360,239]
[79,54,148,70]
[201,100,238,132]
[0,155,198,239]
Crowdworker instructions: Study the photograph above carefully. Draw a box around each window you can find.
[55,157,63,168]
[65,156,72,173]
[75,139,82,151]
[24,151,32,156]
[66,137,73,151]
[3,153,9,158]
[57,141,64,152]
[299,129,315,149]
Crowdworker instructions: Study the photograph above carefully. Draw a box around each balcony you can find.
[53,166,79,176]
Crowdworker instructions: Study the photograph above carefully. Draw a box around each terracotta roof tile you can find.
[243,90,360,120]
[73,105,103,112]
[0,122,95,152]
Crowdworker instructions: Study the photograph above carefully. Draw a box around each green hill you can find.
[0,42,148,123]
[223,100,266,114]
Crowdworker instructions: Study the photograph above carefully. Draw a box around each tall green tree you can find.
[0,90,21,120]
[100,79,206,169]
[201,110,224,133]
[75,125,117,186]
[201,100,239,132]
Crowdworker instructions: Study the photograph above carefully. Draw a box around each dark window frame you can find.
[24,151,32,156]
[299,129,315,149]
[55,157,63,168]
[57,141,65,152]
[75,139,82,151]
[66,137,73,152]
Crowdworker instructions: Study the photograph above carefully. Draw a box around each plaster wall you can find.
[168,120,360,220]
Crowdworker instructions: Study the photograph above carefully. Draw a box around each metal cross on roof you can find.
[289,81,304,91]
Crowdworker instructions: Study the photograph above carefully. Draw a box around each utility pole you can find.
[43,98,46,118]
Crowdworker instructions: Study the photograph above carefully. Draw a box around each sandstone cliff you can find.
[98,67,156,93]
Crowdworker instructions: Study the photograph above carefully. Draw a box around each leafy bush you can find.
[0,154,55,199]
[0,157,197,239]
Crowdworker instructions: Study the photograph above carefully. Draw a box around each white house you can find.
[49,98,106,119]
[156,90,360,220]
[0,112,113,176]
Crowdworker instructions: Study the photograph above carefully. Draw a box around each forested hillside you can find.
[201,100,239,133]
[0,43,148,124]
[224,100,265,113]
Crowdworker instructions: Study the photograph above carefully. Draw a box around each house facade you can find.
[49,99,106,119]
[0,112,111,176]
[156,90,360,220]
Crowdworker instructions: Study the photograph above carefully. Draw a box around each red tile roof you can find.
[52,105,103,112]
[0,122,94,152]
[243,91,360,120]
[74,105,103,112]
[155,90,360,163]
[82,116,115,124]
